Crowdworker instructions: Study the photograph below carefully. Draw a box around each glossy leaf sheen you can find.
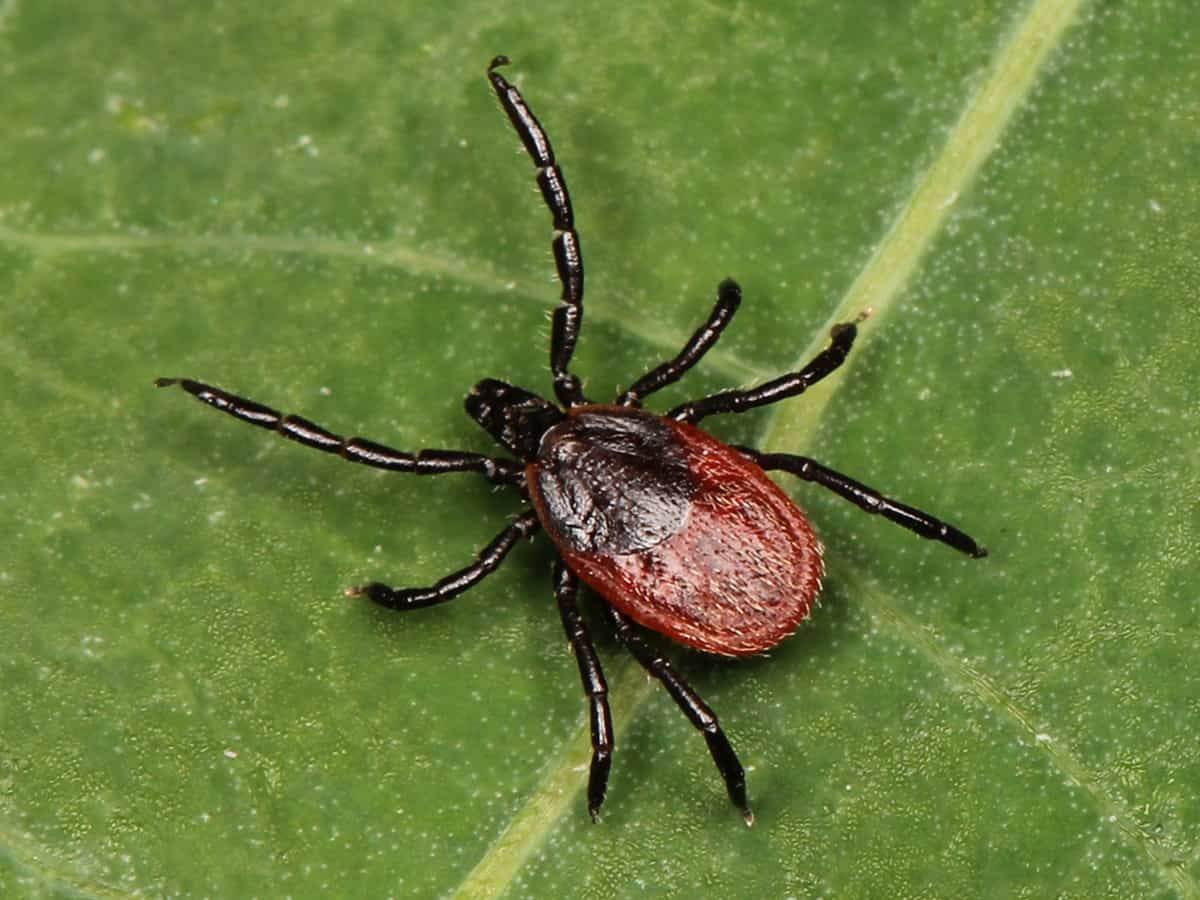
[2,2,1198,897]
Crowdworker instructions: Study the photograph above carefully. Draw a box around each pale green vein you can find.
[0,0,18,34]
[451,664,652,900]
[845,564,1199,898]
[0,223,515,298]
[761,0,1085,455]
[0,823,132,899]
[448,1,1089,897]
[0,224,765,385]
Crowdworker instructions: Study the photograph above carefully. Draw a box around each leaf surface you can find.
[2,1,1197,897]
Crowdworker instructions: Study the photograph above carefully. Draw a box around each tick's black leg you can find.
[668,313,867,425]
[739,447,987,558]
[349,511,541,609]
[155,378,522,485]
[488,56,586,408]
[553,561,614,823]
[605,605,753,826]
[617,279,742,407]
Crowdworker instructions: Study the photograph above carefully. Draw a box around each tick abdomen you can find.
[529,407,824,656]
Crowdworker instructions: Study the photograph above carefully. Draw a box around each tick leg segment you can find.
[155,378,522,485]
[350,510,541,609]
[618,279,742,407]
[554,562,614,822]
[739,447,987,558]
[605,606,753,826]
[488,56,586,408]
[668,315,863,425]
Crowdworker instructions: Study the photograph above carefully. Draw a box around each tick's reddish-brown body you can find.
[527,406,824,656]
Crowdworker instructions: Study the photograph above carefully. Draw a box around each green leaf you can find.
[2,1,1198,897]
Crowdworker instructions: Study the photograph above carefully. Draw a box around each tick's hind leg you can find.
[617,279,742,407]
[350,511,541,609]
[740,447,987,558]
[155,377,522,484]
[605,605,753,826]
[553,562,614,822]
[488,57,586,408]
[668,312,867,425]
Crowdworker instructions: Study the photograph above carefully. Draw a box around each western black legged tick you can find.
[156,55,986,825]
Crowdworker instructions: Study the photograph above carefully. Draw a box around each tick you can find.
[156,55,986,825]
